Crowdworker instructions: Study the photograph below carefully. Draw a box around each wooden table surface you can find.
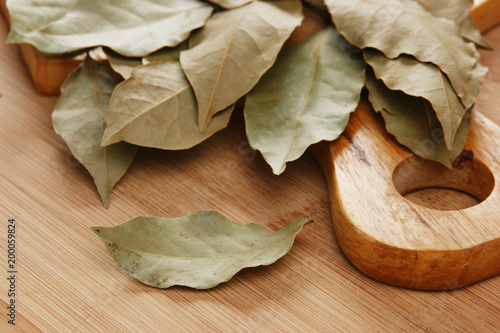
[1,12,499,333]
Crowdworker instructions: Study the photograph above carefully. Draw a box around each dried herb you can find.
[207,0,253,9]
[104,48,142,79]
[245,25,366,174]
[52,57,137,207]
[102,62,233,149]
[7,0,488,204]
[6,0,78,54]
[363,49,482,149]
[39,0,213,57]
[180,0,303,131]
[142,42,188,65]
[365,70,471,168]
[415,0,492,48]
[92,211,311,289]
[325,0,483,109]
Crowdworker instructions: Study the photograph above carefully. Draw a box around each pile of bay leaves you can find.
[6,0,491,289]
[7,0,488,209]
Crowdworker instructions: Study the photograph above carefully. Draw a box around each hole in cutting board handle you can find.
[392,151,495,211]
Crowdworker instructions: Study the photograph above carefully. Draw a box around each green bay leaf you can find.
[363,49,480,149]
[52,57,137,207]
[365,70,470,168]
[6,0,79,54]
[101,62,233,149]
[91,210,311,289]
[39,0,213,57]
[180,0,303,132]
[244,25,366,175]
[325,0,482,109]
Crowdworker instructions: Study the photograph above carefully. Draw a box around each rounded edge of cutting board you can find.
[311,97,500,290]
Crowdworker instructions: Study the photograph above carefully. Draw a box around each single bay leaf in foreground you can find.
[325,0,481,109]
[245,26,366,175]
[415,0,491,49]
[363,49,476,149]
[6,0,79,54]
[101,62,233,149]
[365,71,470,168]
[104,48,142,79]
[180,0,303,132]
[39,0,213,57]
[91,211,311,289]
[52,57,137,207]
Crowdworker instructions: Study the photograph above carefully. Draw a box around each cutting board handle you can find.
[310,0,500,290]
[312,100,500,290]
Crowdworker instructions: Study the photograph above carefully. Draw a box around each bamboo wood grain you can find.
[0,1,499,332]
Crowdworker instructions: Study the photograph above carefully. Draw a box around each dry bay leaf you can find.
[180,0,303,132]
[365,70,470,168]
[142,42,188,65]
[39,0,213,57]
[363,49,480,149]
[6,0,79,54]
[52,57,137,207]
[101,62,233,149]
[244,26,366,175]
[91,210,311,289]
[459,15,491,49]
[207,0,253,9]
[325,0,482,109]
[415,0,491,49]
[104,48,142,79]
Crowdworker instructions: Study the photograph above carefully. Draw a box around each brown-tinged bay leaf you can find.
[244,26,365,175]
[415,0,491,49]
[325,0,481,109]
[142,42,188,65]
[180,0,303,132]
[104,48,142,79]
[39,0,213,57]
[91,210,311,289]
[207,0,253,9]
[52,57,137,207]
[363,49,481,149]
[101,62,233,149]
[6,0,79,54]
[365,70,470,168]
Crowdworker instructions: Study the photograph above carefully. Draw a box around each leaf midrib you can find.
[200,4,252,130]
[282,29,326,164]
[100,224,303,260]
[105,83,191,143]
[88,59,109,198]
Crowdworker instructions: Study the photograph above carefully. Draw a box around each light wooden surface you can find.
[1,5,499,333]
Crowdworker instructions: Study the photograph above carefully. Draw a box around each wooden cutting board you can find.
[1,2,499,333]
